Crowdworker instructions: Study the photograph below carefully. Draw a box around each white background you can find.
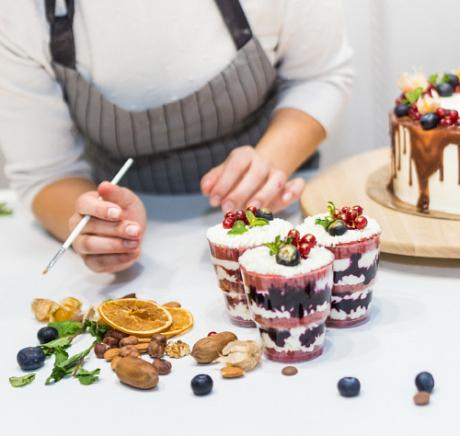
[2,0,460,188]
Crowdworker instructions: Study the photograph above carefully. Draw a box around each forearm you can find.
[32,178,97,241]
[256,108,326,176]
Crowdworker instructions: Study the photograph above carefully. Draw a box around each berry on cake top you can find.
[393,70,460,130]
[297,202,381,246]
[206,207,292,248]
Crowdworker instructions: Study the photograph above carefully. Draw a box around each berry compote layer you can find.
[298,215,381,328]
[207,218,292,327]
[239,246,334,362]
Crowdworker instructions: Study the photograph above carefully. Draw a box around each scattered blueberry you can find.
[338,377,361,397]
[444,73,459,89]
[37,326,59,344]
[276,244,300,267]
[420,112,439,130]
[255,208,273,221]
[328,220,348,236]
[191,374,213,396]
[17,347,46,371]
[437,82,454,97]
[394,103,410,117]
[415,371,434,393]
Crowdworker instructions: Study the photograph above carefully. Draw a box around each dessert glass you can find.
[207,219,292,327]
[298,216,381,328]
[239,246,334,362]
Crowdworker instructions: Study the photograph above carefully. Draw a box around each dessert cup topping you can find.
[264,232,318,266]
[315,201,368,234]
[223,207,271,235]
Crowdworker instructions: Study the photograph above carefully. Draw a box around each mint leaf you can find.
[48,320,82,338]
[54,347,69,366]
[264,235,285,256]
[45,366,72,385]
[245,210,256,225]
[251,218,269,227]
[40,336,73,357]
[227,220,248,235]
[442,73,450,84]
[75,368,100,385]
[0,202,13,216]
[405,87,423,104]
[326,201,336,218]
[428,73,439,85]
[83,320,109,342]
[315,216,334,230]
[9,373,36,388]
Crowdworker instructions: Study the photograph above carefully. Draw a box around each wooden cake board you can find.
[300,148,460,259]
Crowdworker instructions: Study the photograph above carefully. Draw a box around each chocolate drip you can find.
[388,120,397,193]
[333,252,379,286]
[248,284,331,319]
[260,324,324,349]
[397,128,401,170]
[332,291,372,315]
[389,113,460,212]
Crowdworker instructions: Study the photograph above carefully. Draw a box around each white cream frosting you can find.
[333,258,350,272]
[249,300,330,319]
[239,246,334,278]
[337,274,365,286]
[330,305,369,320]
[297,214,381,247]
[331,288,370,303]
[391,103,460,215]
[358,249,379,268]
[210,256,240,271]
[215,266,237,283]
[227,302,252,320]
[261,326,325,352]
[207,218,292,249]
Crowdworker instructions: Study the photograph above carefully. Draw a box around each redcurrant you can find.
[354,215,368,230]
[450,110,459,123]
[223,218,234,229]
[352,205,363,216]
[246,206,257,215]
[235,210,249,224]
[287,229,300,246]
[207,331,217,337]
[436,107,446,118]
[300,233,316,247]
[298,243,311,259]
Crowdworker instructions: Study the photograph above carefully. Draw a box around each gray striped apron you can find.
[44,0,284,193]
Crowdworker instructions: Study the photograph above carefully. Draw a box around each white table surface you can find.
[1,188,459,436]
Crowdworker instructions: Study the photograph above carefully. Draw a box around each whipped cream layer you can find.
[207,218,292,249]
[239,246,334,278]
[297,214,381,247]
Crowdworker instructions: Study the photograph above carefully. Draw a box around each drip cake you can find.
[390,71,460,216]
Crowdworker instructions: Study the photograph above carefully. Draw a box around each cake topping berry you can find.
[298,242,311,259]
[394,103,410,118]
[420,112,439,130]
[436,82,453,97]
[255,207,274,221]
[191,374,213,396]
[415,371,435,393]
[338,376,361,398]
[265,231,317,265]
[315,201,368,234]
[223,208,271,235]
[287,229,300,246]
[275,244,300,267]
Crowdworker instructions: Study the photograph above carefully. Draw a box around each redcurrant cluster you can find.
[222,208,252,229]
[435,107,459,127]
[334,205,367,230]
[287,229,317,259]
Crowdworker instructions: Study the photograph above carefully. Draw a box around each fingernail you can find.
[108,207,121,219]
[222,200,234,213]
[123,240,138,249]
[126,224,140,236]
[282,192,293,202]
[210,195,221,207]
[249,200,261,209]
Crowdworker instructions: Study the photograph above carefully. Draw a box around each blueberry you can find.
[394,103,410,117]
[255,208,273,221]
[444,73,459,89]
[276,244,300,267]
[328,220,348,236]
[37,326,59,344]
[338,376,361,397]
[437,82,453,97]
[415,371,434,393]
[17,347,46,371]
[191,374,213,396]
[420,113,439,130]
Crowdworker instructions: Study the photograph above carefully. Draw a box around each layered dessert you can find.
[298,202,381,328]
[390,70,460,215]
[207,207,292,327]
[239,231,334,362]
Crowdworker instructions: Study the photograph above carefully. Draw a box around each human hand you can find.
[200,146,305,213]
[69,182,147,273]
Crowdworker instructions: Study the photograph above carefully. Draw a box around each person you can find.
[0,0,353,273]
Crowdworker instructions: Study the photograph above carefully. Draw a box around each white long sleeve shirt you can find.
[0,0,353,208]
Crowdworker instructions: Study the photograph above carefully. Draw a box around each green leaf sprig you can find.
[75,368,101,385]
[40,335,74,357]
[83,320,109,342]
[227,210,269,235]
[315,201,337,231]
[48,320,82,337]
[405,87,424,105]
[9,373,36,388]
[263,235,286,256]
[0,202,13,216]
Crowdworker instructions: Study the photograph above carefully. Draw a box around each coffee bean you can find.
[414,391,430,406]
[282,366,298,376]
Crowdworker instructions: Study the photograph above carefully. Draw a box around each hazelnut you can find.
[148,341,165,358]
[103,336,119,347]
[151,334,167,346]
[152,358,172,375]
[104,329,127,341]
[94,342,109,359]
[121,292,137,299]
[119,345,140,358]
[119,335,139,347]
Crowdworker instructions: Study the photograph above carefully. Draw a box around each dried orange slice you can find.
[98,298,172,337]
[161,307,194,338]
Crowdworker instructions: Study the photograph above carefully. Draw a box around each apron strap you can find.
[44,0,76,68]
[214,0,253,50]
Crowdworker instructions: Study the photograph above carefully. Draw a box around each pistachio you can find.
[191,332,237,364]
[114,356,159,389]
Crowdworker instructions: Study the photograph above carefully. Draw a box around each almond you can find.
[135,342,149,353]
[221,366,244,379]
[104,347,120,361]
